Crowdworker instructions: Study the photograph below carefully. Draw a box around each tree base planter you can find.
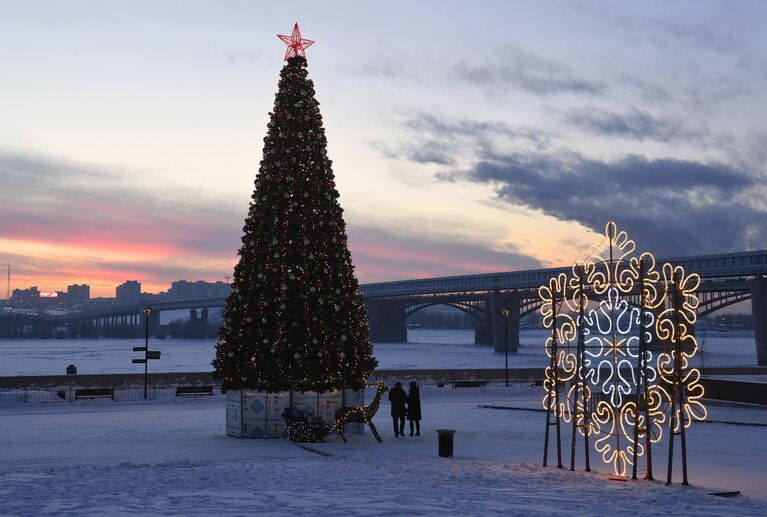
[225,388,364,439]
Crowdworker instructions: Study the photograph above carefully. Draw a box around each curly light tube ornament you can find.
[542,284,563,469]
[569,266,590,471]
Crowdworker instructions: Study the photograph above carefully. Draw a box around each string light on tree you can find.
[212,24,377,394]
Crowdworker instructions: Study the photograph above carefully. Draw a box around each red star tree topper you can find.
[277,22,315,61]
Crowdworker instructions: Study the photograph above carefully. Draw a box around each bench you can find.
[75,388,114,400]
[454,381,487,389]
[175,385,214,397]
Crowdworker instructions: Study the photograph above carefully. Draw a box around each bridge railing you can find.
[362,250,767,298]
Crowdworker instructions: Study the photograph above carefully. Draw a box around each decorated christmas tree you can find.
[213,24,377,393]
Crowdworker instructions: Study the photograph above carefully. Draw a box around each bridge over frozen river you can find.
[55,249,767,365]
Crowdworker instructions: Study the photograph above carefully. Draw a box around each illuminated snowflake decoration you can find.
[581,287,657,408]
[539,222,707,478]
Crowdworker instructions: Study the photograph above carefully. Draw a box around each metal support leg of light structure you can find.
[502,308,510,388]
[570,271,587,472]
[635,260,655,481]
[543,296,563,469]
[666,281,690,486]
[632,261,647,481]
[543,347,554,467]
[143,307,151,400]
[577,270,591,473]
[675,280,690,486]
[569,374,578,471]
[666,288,677,485]
[554,343,563,468]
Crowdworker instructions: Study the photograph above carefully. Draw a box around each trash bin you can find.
[66,364,77,375]
[436,429,455,458]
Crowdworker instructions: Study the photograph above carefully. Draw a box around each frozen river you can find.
[0,329,760,377]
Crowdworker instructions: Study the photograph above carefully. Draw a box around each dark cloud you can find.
[400,141,456,166]
[648,17,742,54]
[379,113,550,166]
[453,47,606,97]
[579,2,749,55]
[388,113,764,256]
[349,47,603,99]
[439,151,766,256]
[347,224,541,281]
[562,107,709,143]
[402,114,549,145]
[376,138,456,166]
[575,1,760,112]
[0,150,244,257]
[347,56,419,81]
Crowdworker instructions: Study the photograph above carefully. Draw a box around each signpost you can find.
[134,307,161,399]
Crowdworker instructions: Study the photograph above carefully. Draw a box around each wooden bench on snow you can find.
[75,388,114,400]
[175,386,214,397]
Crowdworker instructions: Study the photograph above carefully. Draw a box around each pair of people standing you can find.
[388,381,421,437]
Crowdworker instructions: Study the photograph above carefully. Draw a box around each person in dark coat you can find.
[407,381,422,436]
[388,381,407,437]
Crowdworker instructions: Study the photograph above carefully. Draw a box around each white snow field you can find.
[1,386,766,516]
[0,329,760,376]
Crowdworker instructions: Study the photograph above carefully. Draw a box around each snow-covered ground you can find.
[0,329,760,376]
[1,386,765,516]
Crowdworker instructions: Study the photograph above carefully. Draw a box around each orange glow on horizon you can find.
[1,237,238,298]
[3,221,575,299]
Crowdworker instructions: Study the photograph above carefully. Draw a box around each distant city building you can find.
[169,280,231,301]
[141,291,169,303]
[11,286,40,303]
[116,280,141,305]
[67,284,90,301]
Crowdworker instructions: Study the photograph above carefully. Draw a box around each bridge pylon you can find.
[141,309,161,336]
[482,290,520,353]
[752,276,767,366]
[366,300,407,343]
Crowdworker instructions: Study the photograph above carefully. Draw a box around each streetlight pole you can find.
[502,308,510,387]
[143,306,152,400]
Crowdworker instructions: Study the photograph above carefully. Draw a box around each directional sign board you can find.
[133,347,147,352]
[132,358,147,364]
[147,351,161,360]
